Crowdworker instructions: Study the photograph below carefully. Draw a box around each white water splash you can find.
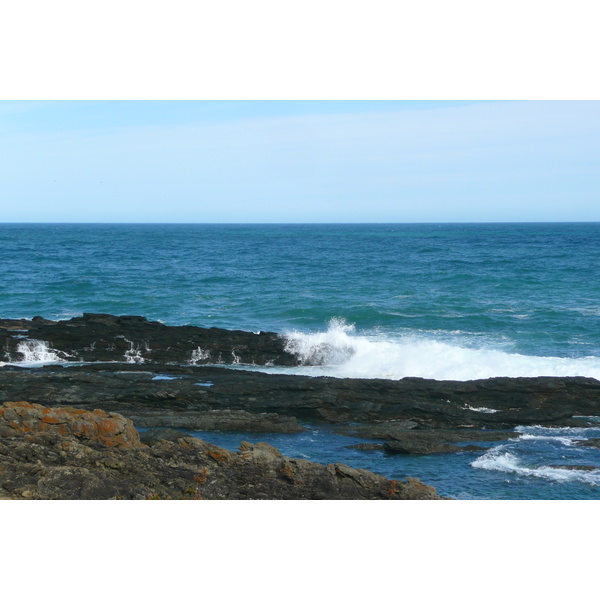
[15,340,66,363]
[511,425,599,449]
[278,318,600,381]
[123,339,148,364]
[461,404,499,413]
[471,446,600,485]
[190,346,211,364]
[517,434,577,446]
[515,425,598,436]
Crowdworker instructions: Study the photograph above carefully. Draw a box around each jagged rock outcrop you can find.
[0,402,442,500]
[0,313,298,366]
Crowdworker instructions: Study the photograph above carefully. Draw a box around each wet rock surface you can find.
[340,427,517,454]
[346,443,386,451]
[1,362,599,433]
[573,438,600,449]
[383,440,487,455]
[547,465,598,471]
[0,402,442,500]
[0,313,298,366]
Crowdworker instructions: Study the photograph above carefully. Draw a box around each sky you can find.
[0,100,598,223]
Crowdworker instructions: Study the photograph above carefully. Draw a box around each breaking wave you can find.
[281,318,600,381]
[471,446,600,485]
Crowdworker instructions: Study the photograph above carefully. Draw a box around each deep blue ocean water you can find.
[2,222,600,499]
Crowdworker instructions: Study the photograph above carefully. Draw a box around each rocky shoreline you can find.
[2,314,600,499]
[0,401,441,500]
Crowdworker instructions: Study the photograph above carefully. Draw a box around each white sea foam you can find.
[461,404,499,413]
[515,425,600,436]
[516,434,578,446]
[278,319,600,381]
[190,347,211,364]
[514,424,600,446]
[14,340,66,363]
[472,447,600,485]
[123,339,147,364]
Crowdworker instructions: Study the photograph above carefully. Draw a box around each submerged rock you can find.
[573,438,600,449]
[339,427,517,444]
[547,465,598,471]
[384,440,486,455]
[0,402,442,500]
[346,443,386,451]
[344,429,515,455]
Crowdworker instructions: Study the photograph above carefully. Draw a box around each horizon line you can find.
[1,221,599,226]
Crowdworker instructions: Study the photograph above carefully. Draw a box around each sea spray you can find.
[280,318,600,381]
[15,340,66,363]
[190,347,211,364]
[284,318,357,365]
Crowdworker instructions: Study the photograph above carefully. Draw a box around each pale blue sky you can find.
[1,101,598,223]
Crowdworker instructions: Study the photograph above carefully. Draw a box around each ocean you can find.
[2,222,600,499]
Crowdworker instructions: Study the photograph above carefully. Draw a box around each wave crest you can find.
[281,318,600,381]
[472,447,600,485]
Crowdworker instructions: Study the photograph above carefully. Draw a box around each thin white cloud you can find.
[0,101,598,222]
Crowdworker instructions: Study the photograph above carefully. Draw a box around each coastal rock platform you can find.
[2,314,600,477]
[0,313,298,366]
[2,362,599,433]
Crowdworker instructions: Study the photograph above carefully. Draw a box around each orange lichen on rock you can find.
[0,401,141,448]
[207,449,230,463]
[387,480,397,498]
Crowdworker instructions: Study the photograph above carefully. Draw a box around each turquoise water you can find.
[2,222,600,498]
[182,422,600,500]
[2,223,600,354]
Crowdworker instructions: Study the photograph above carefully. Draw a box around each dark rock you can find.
[139,428,189,444]
[573,438,600,449]
[346,443,386,451]
[1,313,298,366]
[376,429,514,454]
[130,409,305,433]
[1,363,599,431]
[338,421,419,440]
[340,426,518,444]
[0,404,443,500]
[384,440,487,455]
[547,465,598,471]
